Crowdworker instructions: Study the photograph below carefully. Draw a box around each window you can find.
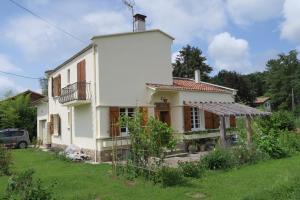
[67,69,70,84]
[120,107,135,135]
[190,107,201,130]
[53,114,61,136]
[11,131,24,137]
[0,131,10,138]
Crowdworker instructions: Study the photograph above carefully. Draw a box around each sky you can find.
[0,0,299,95]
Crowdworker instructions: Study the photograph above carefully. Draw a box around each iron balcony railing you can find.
[58,82,91,104]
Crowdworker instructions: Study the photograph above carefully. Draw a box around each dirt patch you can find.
[185,192,206,199]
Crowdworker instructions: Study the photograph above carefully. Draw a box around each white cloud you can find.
[83,11,131,35]
[171,51,180,63]
[208,32,251,73]
[4,16,63,60]
[281,0,300,44]
[0,76,25,96]
[226,0,284,25]
[135,0,227,43]
[0,54,22,72]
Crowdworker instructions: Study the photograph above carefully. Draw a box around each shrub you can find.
[157,167,185,187]
[201,148,235,170]
[0,144,12,176]
[231,145,269,165]
[178,161,204,178]
[4,169,55,200]
[188,144,197,154]
[279,131,300,154]
[256,130,288,159]
[256,111,295,132]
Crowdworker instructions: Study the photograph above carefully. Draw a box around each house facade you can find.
[36,15,239,162]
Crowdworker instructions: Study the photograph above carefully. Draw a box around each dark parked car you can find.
[0,129,30,148]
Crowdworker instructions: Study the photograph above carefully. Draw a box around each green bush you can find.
[279,131,300,154]
[256,130,288,159]
[178,161,204,178]
[0,144,12,176]
[4,169,55,200]
[157,167,185,187]
[231,145,269,165]
[256,111,295,132]
[201,148,235,170]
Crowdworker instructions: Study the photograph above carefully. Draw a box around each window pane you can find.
[128,108,134,113]
[120,127,126,133]
[11,131,24,137]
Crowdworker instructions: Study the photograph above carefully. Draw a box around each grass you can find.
[1,149,300,200]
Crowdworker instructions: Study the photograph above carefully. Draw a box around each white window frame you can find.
[190,107,202,131]
[119,107,135,136]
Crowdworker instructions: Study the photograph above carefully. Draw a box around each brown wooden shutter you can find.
[139,107,148,126]
[213,114,220,129]
[205,111,220,129]
[183,106,191,132]
[57,114,61,135]
[50,114,54,134]
[57,75,61,96]
[230,116,236,128]
[47,122,52,136]
[109,107,120,137]
[205,111,213,129]
[51,77,54,97]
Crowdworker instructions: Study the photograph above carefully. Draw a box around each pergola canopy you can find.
[183,101,271,117]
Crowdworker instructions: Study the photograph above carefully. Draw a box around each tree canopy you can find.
[265,50,300,111]
[0,94,37,139]
[211,70,256,105]
[172,45,212,81]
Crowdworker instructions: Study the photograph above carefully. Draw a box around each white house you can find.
[36,14,268,162]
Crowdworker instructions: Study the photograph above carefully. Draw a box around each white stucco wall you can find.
[94,30,173,107]
[48,47,96,149]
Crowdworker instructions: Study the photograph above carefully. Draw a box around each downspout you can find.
[93,43,98,162]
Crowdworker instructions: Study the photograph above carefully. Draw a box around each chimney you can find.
[134,14,146,32]
[195,70,201,83]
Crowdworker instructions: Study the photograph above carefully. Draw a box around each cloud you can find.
[135,0,227,43]
[4,15,63,60]
[0,76,25,97]
[281,0,300,44]
[0,54,22,72]
[208,32,251,73]
[226,0,284,25]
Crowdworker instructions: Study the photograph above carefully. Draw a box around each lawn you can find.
[1,149,300,200]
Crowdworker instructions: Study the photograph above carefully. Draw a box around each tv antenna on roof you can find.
[123,0,135,32]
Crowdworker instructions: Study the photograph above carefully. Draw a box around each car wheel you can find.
[18,141,27,149]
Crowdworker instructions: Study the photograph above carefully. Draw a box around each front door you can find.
[77,60,86,100]
[41,120,47,145]
[155,102,171,126]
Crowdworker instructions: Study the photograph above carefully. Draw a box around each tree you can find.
[211,70,256,105]
[0,94,37,139]
[172,45,212,81]
[245,71,268,98]
[265,50,300,111]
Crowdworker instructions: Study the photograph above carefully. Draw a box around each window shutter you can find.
[51,77,54,97]
[230,116,236,128]
[57,114,61,135]
[109,107,120,137]
[183,106,191,132]
[50,114,54,134]
[47,122,52,136]
[57,75,61,96]
[139,107,148,126]
[205,111,220,129]
[213,114,220,129]
[205,111,213,129]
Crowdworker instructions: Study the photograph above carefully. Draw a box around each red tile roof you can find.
[254,97,270,104]
[146,78,234,93]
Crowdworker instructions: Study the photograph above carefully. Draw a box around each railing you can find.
[58,82,91,104]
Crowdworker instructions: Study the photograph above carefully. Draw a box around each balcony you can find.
[58,82,91,106]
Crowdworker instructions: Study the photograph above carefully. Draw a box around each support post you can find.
[245,115,253,146]
[219,116,226,147]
